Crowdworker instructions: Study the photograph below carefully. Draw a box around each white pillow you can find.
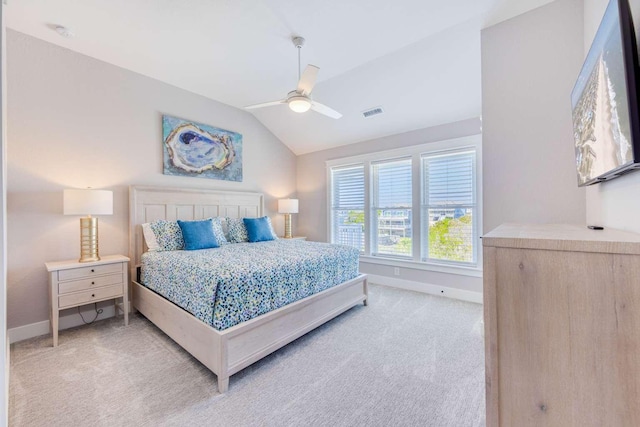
[209,217,229,245]
[220,217,230,241]
[141,223,161,252]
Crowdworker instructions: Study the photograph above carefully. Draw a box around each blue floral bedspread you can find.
[140,240,360,330]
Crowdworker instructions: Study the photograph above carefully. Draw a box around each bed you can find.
[128,185,368,392]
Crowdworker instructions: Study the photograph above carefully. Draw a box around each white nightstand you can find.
[45,254,129,347]
[280,236,307,240]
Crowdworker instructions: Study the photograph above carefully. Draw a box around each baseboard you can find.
[367,274,483,304]
[8,302,131,344]
[5,334,9,426]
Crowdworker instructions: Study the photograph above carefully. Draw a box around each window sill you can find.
[359,255,483,278]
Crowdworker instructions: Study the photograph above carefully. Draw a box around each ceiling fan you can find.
[244,36,342,119]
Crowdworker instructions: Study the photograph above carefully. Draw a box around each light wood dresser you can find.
[482,223,640,426]
[45,254,129,347]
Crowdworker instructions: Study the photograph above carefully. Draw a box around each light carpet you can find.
[10,284,485,426]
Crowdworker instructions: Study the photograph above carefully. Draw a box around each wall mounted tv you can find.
[571,0,640,186]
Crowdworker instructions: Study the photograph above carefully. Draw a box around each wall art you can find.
[163,115,242,182]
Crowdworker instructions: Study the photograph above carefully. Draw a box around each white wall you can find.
[297,118,484,296]
[481,0,586,233]
[583,0,640,232]
[0,4,8,426]
[7,31,297,330]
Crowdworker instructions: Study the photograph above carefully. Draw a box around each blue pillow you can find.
[243,217,276,243]
[177,219,219,250]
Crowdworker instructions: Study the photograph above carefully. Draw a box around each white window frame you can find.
[326,135,482,277]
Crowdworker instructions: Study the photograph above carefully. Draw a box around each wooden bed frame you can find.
[128,185,368,392]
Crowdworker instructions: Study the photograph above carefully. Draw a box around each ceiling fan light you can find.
[288,97,311,113]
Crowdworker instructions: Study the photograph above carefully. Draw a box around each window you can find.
[330,165,365,252]
[421,149,476,265]
[371,158,412,258]
[327,136,481,272]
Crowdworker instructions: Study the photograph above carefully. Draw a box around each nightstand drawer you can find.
[58,273,123,294]
[58,262,123,281]
[58,283,123,309]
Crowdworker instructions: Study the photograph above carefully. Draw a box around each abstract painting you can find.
[162,115,242,182]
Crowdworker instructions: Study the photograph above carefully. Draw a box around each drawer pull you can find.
[91,294,95,298]
[91,282,95,285]
[91,269,95,273]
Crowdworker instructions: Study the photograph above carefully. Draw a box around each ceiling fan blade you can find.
[310,101,342,119]
[244,99,286,110]
[297,65,320,95]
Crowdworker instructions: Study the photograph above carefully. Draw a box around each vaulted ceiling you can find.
[7,0,555,154]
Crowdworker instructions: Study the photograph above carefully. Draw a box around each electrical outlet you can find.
[394,267,400,276]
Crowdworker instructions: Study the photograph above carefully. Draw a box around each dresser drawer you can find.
[58,262,123,281]
[58,283,123,309]
[58,273,123,294]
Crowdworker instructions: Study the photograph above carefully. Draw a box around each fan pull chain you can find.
[297,44,301,82]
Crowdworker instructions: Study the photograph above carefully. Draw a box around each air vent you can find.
[361,106,384,118]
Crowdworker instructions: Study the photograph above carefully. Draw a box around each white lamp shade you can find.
[63,189,113,215]
[278,198,299,214]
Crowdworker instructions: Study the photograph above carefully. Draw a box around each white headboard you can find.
[128,185,264,277]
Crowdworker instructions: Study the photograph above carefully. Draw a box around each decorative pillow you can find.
[147,220,184,251]
[220,217,230,240]
[141,223,161,252]
[225,217,249,243]
[177,219,219,250]
[210,217,228,245]
[243,217,276,243]
[265,217,278,240]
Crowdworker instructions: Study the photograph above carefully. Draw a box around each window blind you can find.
[331,165,365,209]
[372,158,412,208]
[422,151,475,207]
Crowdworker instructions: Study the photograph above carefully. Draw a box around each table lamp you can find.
[278,198,298,239]
[64,189,113,262]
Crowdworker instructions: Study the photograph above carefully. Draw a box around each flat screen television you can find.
[571,0,640,186]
